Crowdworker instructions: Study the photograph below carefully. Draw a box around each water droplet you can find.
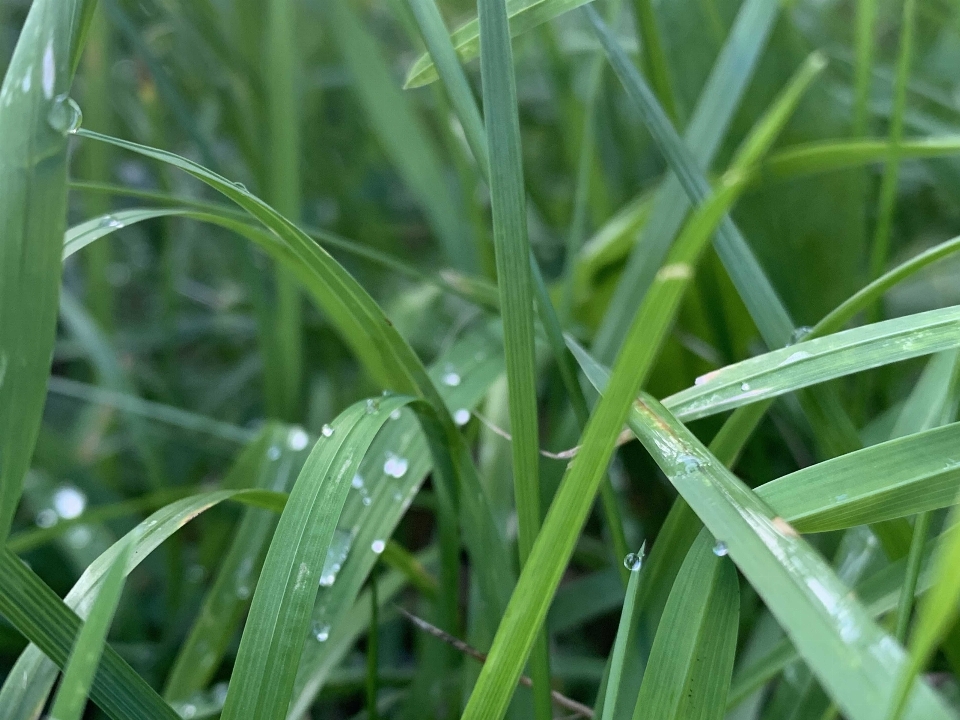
[383,452,408,478]
[42,42,55,99]
[623,552,642,571]
[288,427,309,451]
[371,539,386,554]
[389,408,402,420]
[441,368,461,387]
[783,350,811,364]
[177,703,197,719]
[53,485,86,519]
[712,541,728,557]
[233,181,247,192]
[362,495,372,506]
[47,94,82,135]
[99,214,124,230]
[35,508,57,528]
[319,529,353,587]
[351,473,365,490]
[677,453,701,473]
[789,326,813,345]
[365,398,380,414]
[312,621,330,642]
[65,525,92,549]
[212,682,229,705]
[236,585,251,600]
[267,445,281,461]
[21,72,31,93]
[740,382,751,392]
[321,424,334,438]
[393,491,403,501]
[453,408,471,426]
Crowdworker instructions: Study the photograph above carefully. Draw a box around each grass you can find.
[3,0,960,719]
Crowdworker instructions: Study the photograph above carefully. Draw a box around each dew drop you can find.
[453,408,471,426]
[623,552,642,572]
[312,621,330,642]
[35,508,57,528]
[212,682,229,705]
[351,473,365,490]
[740,382,751,392]
[53,486,86,519]
[789,326,813,345]
[713,541,729,557]
[389,408,402,420]
[65,525,92,549]
[362,495,372,506]
[288,427,309,451]
[365,398,380,414]
[321,424,334,438]
[99,214,124,230]
[383,452,409,478]
[47,94,82,135]
[178,703,197,719]
[441,368,461,387]
[236,585,251,600]
[371,539,386,554]
[267,445,281,461]
[233,181,248,192]
[677,453,701,473]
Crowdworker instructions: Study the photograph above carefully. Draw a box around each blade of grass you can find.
[630,532,739,720]
[631,0,677,123]
[46,532,136,720]
[600,547,645,720]
[853,0,877,136]
[477,0,552,714]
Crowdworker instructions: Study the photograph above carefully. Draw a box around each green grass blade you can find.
[220,396,412,719]
[600,549,645,720]
[47,532,135,720]
[626,393,955,720]
[476,0,551,714]
[852,0,877,136]
[404,0,598,88]
[0,0,86,541]
[661,306,960,421]
[326,0,476,272]
[630,532,739,720]
[590,0,781,360]
[630,0,677,123]
[868,0,916,281]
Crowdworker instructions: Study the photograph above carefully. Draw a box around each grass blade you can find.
[47,532,136,720]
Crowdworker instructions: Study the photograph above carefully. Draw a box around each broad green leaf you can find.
[477,0,550,715]
[0,0,87,540]
[47,532,135,720]
[631,532,739,720]
[661,306,960,421]
[404,0,597,89]
[626,393,954,720]
[590,0,781,360]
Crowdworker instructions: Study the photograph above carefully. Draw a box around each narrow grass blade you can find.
[591,0,781,360]
[404,0,598,88]
[626,393,955,720]
[477,0,550,714]
[47,532,136,720]
[327,0,476,272]
[631,532,739,720]
[853,0,877,136]
[630,0,677,123]
[661,306,960,421]
[0,548,179,720]
[600,549,644,720]
[0,0,85,540]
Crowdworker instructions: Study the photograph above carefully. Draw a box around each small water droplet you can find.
[362,494,372,506]
[47,94,82,135]
[623,552,642,571]
[351,473,365,490]
[35,508,57,528]
[365,398,380,414]
[267,445,281,461]
[312,621,330,642]
[713,541,728,557]
[740,382,751,392]
[371,539,386,554]
[233,181,247,192]
[789,326,813,345]
[441,367,461,387]
[288,427,310,451]
[321,424,334,438]
[677,453,701,473]
[178,703,197,719]
[389,408,402,420]
[212,682,229,705]
[383,452,409,478]
[99,214,124,230]
[236,585,251,600]
[65,525,92,549]
[453,408,471,426]
[53,486,86,519]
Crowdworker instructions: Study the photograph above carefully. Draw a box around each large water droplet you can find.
[47,94,82,135]
[383,452,408,478]
[712,541,728,557]
[312,621,330,642]
[623,552,642,572]
[453,408,471,426]
[321,424,334,438]
[288,427,309,451]
[53,486,86,519]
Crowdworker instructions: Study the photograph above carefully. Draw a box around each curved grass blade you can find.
[663,306,960,421]
[0,0,85,541]
[630,532,739,720]
[627,393,955,720]
[46,532,136,720]
[0,428,286,720]
[404,0,598,88]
